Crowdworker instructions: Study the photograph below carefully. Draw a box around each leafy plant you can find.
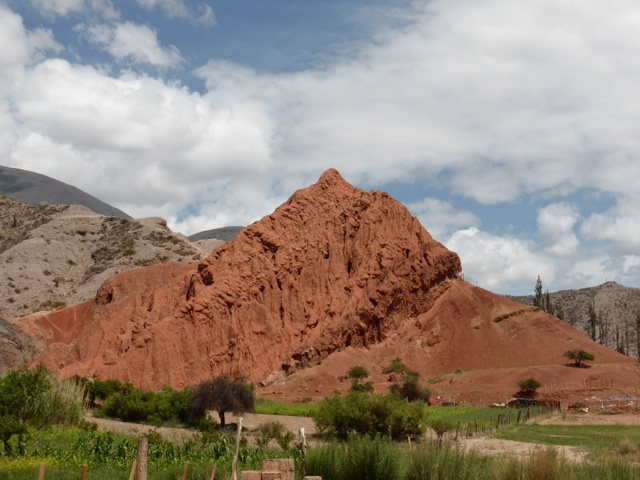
[564,349,594,367]
[188,376,254,428]
[517,378,542,397]
[313,391,426,440]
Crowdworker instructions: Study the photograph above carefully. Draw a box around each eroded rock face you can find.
[16,169,461,389]
[0,315,38,373]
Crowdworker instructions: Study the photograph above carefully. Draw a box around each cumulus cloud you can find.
[446,228,555,293]
[407,198,480,240]
[82,21,183,67]
[537,202,580,256]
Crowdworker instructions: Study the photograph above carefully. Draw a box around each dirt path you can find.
[87,411,638,462]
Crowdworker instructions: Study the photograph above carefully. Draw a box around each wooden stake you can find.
[128,460,137,480]
[208,464,217,480]
[181,460,190,480]
[38,463,46,480]
[80,464,87,480]
[136,437,148,480]
[230,416,243,480]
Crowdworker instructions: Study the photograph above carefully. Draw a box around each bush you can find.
[313,392,427,440]
[390,375,431,403]
[98,385,190,425]
[517,378,542,397]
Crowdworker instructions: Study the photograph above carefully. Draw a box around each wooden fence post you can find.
[136,437,148,480]
[38,463,45,480]
[182,460,190,480]
[299,427,307,478]
[80,464,87,480]
[230,416,243,480]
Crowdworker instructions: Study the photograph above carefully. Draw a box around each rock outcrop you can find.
[12,169,640,400]
[0,196,205,319]
[0,315,38,373]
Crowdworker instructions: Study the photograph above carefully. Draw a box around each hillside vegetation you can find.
[508,281,640,358]
[0,196,205,320]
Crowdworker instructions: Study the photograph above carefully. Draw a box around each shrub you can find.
[313,391,426,440]
[382,357,409,374]
[517,378,542,397]
[98,385,190,426]
[390,374,431,403]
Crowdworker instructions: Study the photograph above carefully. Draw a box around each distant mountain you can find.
[188,226,244,242]
[507,281,640,358]
[0,165,130,218]
[0,196,206,319]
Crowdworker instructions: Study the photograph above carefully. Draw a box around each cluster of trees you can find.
[534,276,565,320]
[535,276,640,358]
[315,360,433,440]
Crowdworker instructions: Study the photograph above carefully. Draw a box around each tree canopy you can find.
[187,376,254,428]
[564,349,594,367]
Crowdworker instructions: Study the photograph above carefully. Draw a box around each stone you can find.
[238,471,261,480]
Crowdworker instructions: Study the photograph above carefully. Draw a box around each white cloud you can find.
[83,21,183,67]
[537,202,580,256]
[11,57,274,216]
[27,0,119,19]
[446,227,555,293]
[135,0,215,26]
[582,212,640,254]
[407,198,480,240]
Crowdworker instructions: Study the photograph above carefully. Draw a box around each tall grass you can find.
[305,436,640,480]
[306,436,405,480]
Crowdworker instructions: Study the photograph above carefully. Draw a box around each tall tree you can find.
[188,376,254,429]
[636,310,640,360]
[588,304,597,342]
[534,276,543,308]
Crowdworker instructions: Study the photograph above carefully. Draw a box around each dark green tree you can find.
[517,378,542,397]
[588,304,597,342]
[534,276,543,308]
[564,349,594,368]
[187,376,254,429]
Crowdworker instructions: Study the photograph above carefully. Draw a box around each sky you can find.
[1,0,639,295]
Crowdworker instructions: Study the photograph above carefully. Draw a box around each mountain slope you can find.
[508,281,640,358]
[0,196,206,319]
[0,165,130,218]
[12,170,640,404]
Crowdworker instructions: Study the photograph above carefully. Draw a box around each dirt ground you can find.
[86,411,638,462]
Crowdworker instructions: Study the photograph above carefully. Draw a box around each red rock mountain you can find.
[15,169,640,402]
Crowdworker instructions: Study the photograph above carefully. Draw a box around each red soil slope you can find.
[14,169,640,403]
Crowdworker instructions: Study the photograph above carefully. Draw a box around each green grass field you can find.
[495,422,640,453]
